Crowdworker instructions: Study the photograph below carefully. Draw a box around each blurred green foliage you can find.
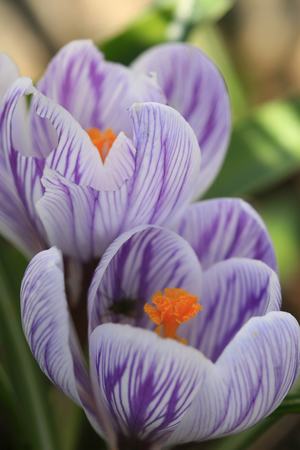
[156,0,236,25]
[101,7,172,64]
[0,240,60,450]
[207,98,300,198]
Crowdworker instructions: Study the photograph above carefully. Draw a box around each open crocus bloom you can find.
[21,223,300,449]
[0,40,229,262]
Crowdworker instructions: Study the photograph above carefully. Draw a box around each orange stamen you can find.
[86,127,117,163]
[144,288,202,343]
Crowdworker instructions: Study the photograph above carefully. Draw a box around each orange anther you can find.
[144,288,202,343]
[86,127,117,162]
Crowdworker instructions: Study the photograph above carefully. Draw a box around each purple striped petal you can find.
[88,226,202,332]
[21,248,89,402]
[182,258,281,361]
[123,102,201,228]
[0,64,41,255]
[31,40,164,157]
[36,169,130,261]
[20,247,103,435]
[30,88,136,190]
[0,78,46,254]
[132,43,231,196]
[216,312,300,435]
[3,74,135,194]
[0,153,44,256]
[167,312,300,444]
[36,103,201,260]
[0,59,33,255]
[176,199,277,270]
[89,323,210,447]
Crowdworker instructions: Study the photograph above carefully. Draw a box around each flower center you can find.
[86,127,117,162]
[144,288,202,343]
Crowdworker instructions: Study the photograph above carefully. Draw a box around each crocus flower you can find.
[0,40,230,263]
[21,220,300,449]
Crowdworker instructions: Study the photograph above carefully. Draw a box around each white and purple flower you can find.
[0,40,230,262]
[21,220,300,449]
[3,39,299,449]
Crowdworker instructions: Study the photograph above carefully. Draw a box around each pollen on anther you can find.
[144,288,202,342]
[86,127,117,163]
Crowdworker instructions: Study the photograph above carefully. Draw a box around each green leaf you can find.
[192,0,236,22]
[100,0,236,64]
[0,363,18,416]
[0,245,60,450]
[207,98,300,198]
[273,394,300,415]
[156,0,236,24]
[100,7,171,64]
[213,416,277,450]
[0,364,28,449]
[214,393,300,450]
[51,390,83,450]
[255,190,300,281]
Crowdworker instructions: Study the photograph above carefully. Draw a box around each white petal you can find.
[89,323,212,446]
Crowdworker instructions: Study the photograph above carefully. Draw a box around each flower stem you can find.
[116,435,162,450]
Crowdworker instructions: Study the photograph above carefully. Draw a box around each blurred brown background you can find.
[0,0,150,77]
[1,0,300,102]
